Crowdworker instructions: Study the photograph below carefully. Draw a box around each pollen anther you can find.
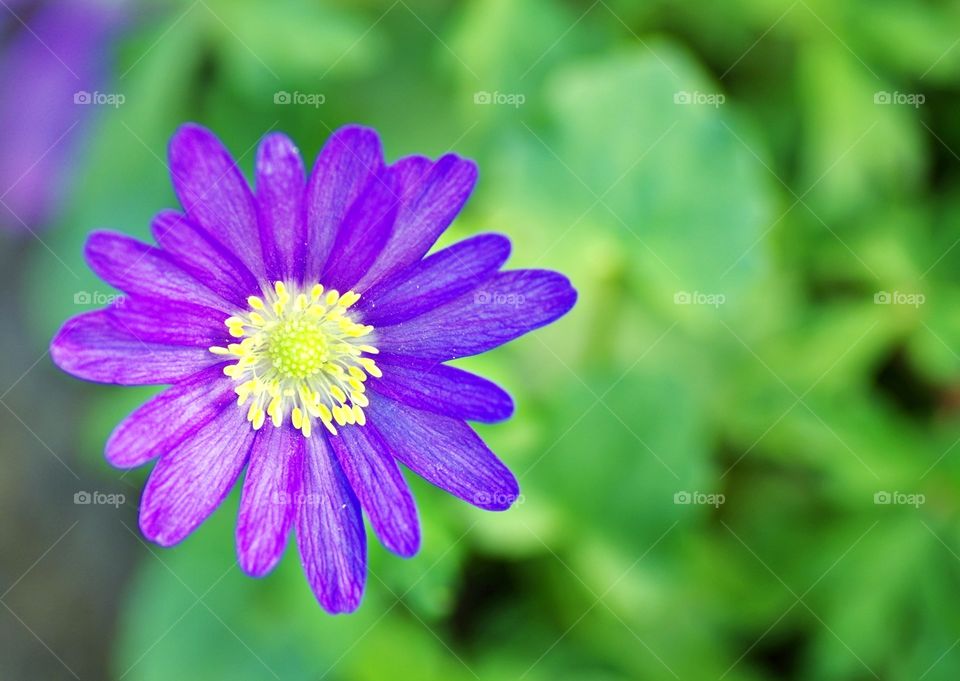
[210,281,379,438]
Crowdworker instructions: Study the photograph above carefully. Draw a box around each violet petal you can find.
[296,434,367,613]
[255,133,307,282]
[85,229,232,312]
[139,406,256,546]
[304,125,383,283]
[370,393,519,511]
[168,124,265,280]
[374,270,577,360]
[358,233,510,325]
[329,424,420,558]
[50,310,218,385]
[151,210,259,308]
[237,425,304,577]
[371,357,514,423]
[357,154,477,289]
[106,365,235,468]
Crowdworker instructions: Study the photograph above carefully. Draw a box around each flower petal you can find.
[50,310,218,385]
[374,270,577,360]
[85,230,232,312]
[151,210,258,308]
[320,169,398,292]
[139,406,256,546]
[329,424,420,558]
[358,233,510,325]
[369,394,519,511]
[106,297,227,347]
[105,365,235,468]
[237,425,304,577]
[255,133,307,282]
[168,123,264,279]
[357,154,478,290]
[371,357,513,423]
[297,435,366,613]
[304,125,384,282]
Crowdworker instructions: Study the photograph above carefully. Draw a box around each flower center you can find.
[267,317,329,379]
[210,281,381,437]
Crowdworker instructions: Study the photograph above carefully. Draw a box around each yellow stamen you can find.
[212,281,379,438]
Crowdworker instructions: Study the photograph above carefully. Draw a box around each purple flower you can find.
[0,0,122,232]
[50,124,576,613]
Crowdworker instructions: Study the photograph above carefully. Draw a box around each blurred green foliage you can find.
[22,0,960,679]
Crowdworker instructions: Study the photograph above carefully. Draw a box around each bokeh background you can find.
[3,0,960,679]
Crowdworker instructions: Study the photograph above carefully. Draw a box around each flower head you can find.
[215,281,378,437]
[0,0,122,232]
[50,123,576,613]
